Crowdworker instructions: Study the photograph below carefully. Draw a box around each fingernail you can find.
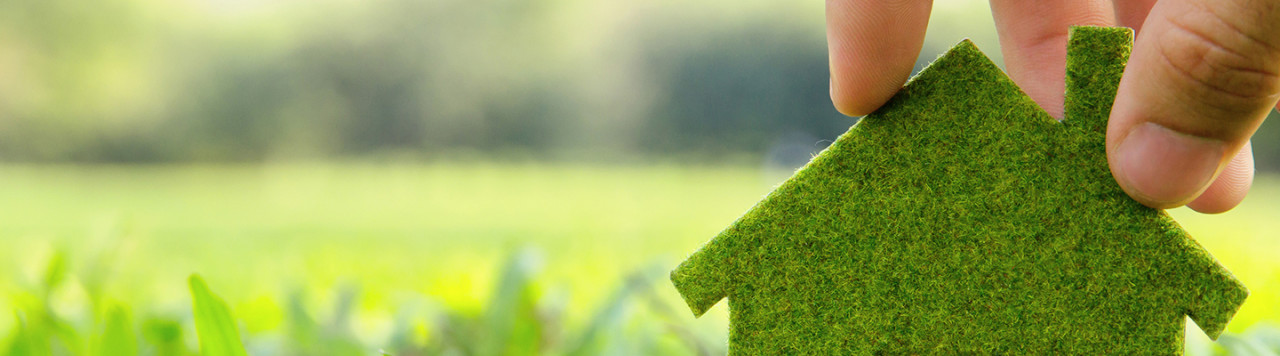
[1114,122,1226,208]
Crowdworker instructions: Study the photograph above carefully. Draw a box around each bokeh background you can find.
[2,0,1279,354]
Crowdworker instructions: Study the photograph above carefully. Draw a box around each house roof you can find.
[671,26,1247,353]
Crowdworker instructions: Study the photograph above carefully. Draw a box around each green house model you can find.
[671,27,1248,354]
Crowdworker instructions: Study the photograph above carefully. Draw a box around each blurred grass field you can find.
[7,0,1280,353]
[1,163,1279,354]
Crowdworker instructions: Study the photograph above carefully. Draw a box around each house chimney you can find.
[1063,26,1134,136]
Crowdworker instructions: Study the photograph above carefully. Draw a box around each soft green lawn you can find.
[0,163,1276,354]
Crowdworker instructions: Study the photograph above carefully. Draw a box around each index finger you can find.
[827,0,934,117]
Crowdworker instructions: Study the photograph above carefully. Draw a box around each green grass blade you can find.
[478,250,544,356]
[41,250,68,297]
[140,317,187,356]
[188,275,248,356]
[6,310,51,356]
[92,304,137,356]
[563,274,638,356]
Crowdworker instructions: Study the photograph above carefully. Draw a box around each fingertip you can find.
[830,76,901,117]
[1108,122,1227,209]
[827,0,931,117]
[1187,142,1254,214]
[1112,0,1158,32]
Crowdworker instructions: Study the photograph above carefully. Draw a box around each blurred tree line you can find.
[2,0,1278,169]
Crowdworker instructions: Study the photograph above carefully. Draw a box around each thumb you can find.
[1107,0,1280,210]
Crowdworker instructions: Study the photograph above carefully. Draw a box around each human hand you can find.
[827,1,1280,213]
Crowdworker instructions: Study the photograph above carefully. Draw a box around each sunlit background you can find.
[2,0,1278,354]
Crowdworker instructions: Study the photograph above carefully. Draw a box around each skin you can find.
[828,0,1280,214]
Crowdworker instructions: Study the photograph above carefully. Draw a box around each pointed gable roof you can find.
[671,27,1247,353]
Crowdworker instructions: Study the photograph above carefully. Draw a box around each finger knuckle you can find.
[1158,10,1280,111]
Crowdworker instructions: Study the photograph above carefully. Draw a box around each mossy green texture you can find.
[671,26,1247,354]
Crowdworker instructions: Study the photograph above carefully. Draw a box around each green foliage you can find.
[672,27,1248,353]
[189,275,248,356]
[3,249,718,355]
[91,305,137,356]
[140,318,191,356]
[1216,325,1280,355]
[278,286,366,356]
[476,250,544,356]
[6,249,85,356]
[0,163,1277,354]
